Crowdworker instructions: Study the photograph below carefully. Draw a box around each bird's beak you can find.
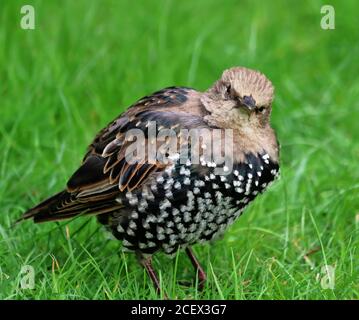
[241,95,256,111]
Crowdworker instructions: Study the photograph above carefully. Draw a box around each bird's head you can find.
[201,67,274,129]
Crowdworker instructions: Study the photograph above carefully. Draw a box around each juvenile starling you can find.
[21,67,280,294]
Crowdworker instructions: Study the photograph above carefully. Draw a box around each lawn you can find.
[0,0,358,299]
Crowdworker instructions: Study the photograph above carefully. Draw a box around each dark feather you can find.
[20,86,209,224]
[67,155,108,192]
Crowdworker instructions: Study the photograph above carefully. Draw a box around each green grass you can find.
[0,0,358,300]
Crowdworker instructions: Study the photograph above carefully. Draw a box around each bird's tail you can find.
[17,188,122,224]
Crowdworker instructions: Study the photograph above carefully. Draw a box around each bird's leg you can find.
[139,255,167,298]
[185,247,207,290]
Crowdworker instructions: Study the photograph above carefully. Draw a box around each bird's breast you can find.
[111,152,279,255]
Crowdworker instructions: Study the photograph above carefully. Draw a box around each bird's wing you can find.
[22,87,208,223]
[68,86,206,193]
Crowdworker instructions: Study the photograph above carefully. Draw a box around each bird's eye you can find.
[257,106,265,113]
[225,84,231,96]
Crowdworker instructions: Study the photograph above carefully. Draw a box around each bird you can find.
[20,66,280,295]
